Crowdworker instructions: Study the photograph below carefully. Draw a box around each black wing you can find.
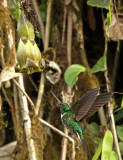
[71,88,100,121]
[85,92,113,118]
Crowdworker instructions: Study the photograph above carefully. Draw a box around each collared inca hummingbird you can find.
[51,88,113,152]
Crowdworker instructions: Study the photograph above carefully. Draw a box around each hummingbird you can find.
[51,88,113,152]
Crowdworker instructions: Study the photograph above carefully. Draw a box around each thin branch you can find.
[103,39,122,160]
[31,0,45,45]
[38,118,74,143]
[13,79,35,111]
[35,73,45,115]
[35,0,53,116]
[18,74,37,160]
[28,76,38,92]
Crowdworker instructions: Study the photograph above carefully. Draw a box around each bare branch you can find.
[35,73,45,115]
[38,117,74,143]
[18,75,37,160]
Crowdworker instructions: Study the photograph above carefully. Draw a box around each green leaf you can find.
[116,125,123,141]
[64,64,86,88]
[92,140,102,160]
[114,109,123,122]
[87,0,110,9]
[101,130,113,160]
[89,122,101,134]
[88,55,107,74]
[119,142,123,155]
[110,151,118,160]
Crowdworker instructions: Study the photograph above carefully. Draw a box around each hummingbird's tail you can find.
[76,132,86,153]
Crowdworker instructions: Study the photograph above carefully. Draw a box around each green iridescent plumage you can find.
[51,88,113,153]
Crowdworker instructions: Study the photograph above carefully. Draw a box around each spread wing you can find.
[71,88,100,121]
[85,92,113,118]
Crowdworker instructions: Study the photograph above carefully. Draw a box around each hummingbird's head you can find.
[50,92,70,113]
[60,103,70,112]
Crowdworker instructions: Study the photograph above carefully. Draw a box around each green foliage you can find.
[119,142,123,155]
[87,0,111,40]
[101,130,113,160]
[64,64,86,88]
[88,55,107,74]
[89,122,101,144]
[9,0,21,20]
[116,125,123,141]
[87,0,110,9]
[92,141,102,160]
[114,109,123,122]
[92,130,118,160]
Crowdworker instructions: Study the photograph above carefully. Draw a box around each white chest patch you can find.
[61,112,66,119]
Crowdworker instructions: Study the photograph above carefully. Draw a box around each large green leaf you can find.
[101,130,113,160]
[119,142,123,156]
[64,64,86,88]
[116,125,123,141]
[92,140,102,160]
[87,0,110,9]
[110,151,118,160]
[88,55,107,74]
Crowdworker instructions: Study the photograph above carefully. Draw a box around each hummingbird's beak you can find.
[50,91,62,104]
